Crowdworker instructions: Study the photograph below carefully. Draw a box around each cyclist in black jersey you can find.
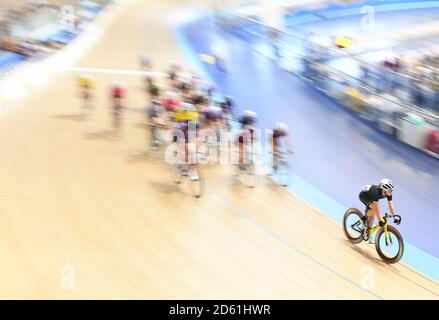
[359,178,399,243]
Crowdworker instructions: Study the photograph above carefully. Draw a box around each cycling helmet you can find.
[244,110,257,118]
[112,81,124,88]
[182,102,196,111]
[166,90,179,99]
[276,122,288,132]
[380,178,394,192]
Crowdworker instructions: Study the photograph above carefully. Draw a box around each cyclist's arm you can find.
[370,201,383,222]
[388,200,396,217]
[285,135,294,154]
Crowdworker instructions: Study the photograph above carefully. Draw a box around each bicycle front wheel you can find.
[243,163,257,188]
[277,162,293,187]
[375,226,404,264]
[187,167,205,199]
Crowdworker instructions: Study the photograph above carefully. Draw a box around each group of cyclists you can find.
[77,56,400,246]
[77,57,294,182]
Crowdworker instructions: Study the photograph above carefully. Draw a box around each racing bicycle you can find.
[343,208,404,264]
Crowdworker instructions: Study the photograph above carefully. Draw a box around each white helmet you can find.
[244,110,257,118]
[79,73,92,80]
[112,81,124,88]
[276,122,288,132]
[166,91,179,99]
[380,178,394,192]
[182,102,195,111]
[210,106,222,114]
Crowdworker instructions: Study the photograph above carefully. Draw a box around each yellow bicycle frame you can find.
[368,217,389,237]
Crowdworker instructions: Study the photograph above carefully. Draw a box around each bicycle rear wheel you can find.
[375,226,404,264]
[343,208,365,244]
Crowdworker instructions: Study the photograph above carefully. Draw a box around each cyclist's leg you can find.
[359,192,375,227]
[150,124,158,146]
[114,108,121,129]
[272,144,280,172]
[238,141,244,167]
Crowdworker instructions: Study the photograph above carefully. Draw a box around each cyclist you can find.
[172,103,201,181]
[162,90,180,118]
[271,122,293,173]
[202,105,222,129]
[110,81,126,132]
[199,105,222,162]
[77,73,95,118]
[177,75,193,100]
[139,56,152,70]
[222,96,235,115]
[239,109,257,129]
[359,179,399,244]
[147,99,167,148]
[218,96,234,131]
[140,56,157,98]
[147,79,160,99]
[236,110,257,171]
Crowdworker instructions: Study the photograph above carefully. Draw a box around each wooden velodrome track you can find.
[0,0,437,299]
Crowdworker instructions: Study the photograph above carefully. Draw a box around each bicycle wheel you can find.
[277,161,293,187]
[343,208,365,244]
[187,167,205,198]
[173,164,184,184]
[243,163,257,188]
[375,226,404,264]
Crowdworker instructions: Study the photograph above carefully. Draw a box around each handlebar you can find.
[384,213,402,225]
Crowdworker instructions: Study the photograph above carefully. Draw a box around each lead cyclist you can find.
[359,179,401,244]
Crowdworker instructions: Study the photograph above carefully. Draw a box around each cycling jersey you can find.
[273,129,287,141]
[239,115,256,128]
[203,108,222,122]
[112,86,125,98]
[174,109,199,122]
[163,97,180,112]
[359,184,392,208]
[78,76,94,88]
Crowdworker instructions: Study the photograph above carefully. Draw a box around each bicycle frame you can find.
[368,218,388,236]
[367,214,393,245]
